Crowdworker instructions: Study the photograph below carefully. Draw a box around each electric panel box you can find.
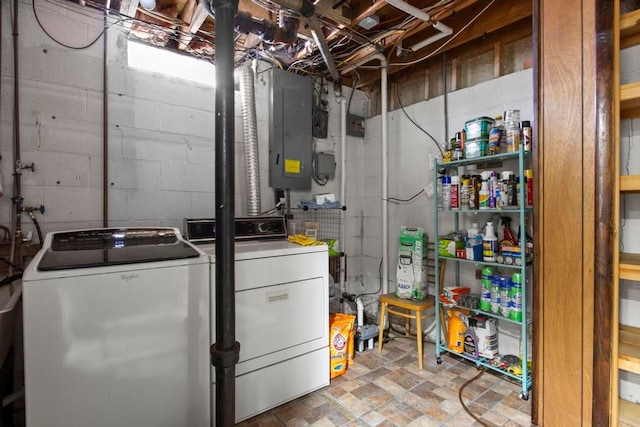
[268,68,313,190]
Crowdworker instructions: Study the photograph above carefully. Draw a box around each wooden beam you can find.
[450,57,459,91]
[188,2,209,34]
[493,41,502,78]
[350,0,387,27]
[178,0,197,50]
[423,68,430,99]
[315,0,350,26]
[356,16,531,90]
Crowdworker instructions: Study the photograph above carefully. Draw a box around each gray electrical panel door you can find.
[268,68,312,190]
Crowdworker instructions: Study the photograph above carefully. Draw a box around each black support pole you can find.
[209,0,239,425]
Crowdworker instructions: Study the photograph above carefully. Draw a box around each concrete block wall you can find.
[346,70,533,354]
[1,1,366,243]
[619,42,640,404]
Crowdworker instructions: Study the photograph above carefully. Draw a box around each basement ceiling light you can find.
[358,15,379,30]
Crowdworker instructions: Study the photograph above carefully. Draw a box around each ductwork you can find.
[234,10,299,44]
[268,0,341,85]
[238,64,261,216]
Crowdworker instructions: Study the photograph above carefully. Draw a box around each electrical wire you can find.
[390,0,497,67]
[386,189,425,204]
[458,368,491,427]
[396,90,444,156]
[32,0,128,50]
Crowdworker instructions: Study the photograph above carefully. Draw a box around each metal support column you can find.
[209,0,240,425]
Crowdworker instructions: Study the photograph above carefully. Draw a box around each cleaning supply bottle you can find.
[483,221,498,262]
[480,266,493,312]
[442,176,451,210]
[447,310,466,354]
[510,272,523,321]
[479,174,490,210]
[450,175,460,210]
[468,222,480,238]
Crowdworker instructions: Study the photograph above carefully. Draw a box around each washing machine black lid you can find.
[37,228,201,271]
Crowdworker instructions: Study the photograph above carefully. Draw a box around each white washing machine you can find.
[185,217,330,423]
[21,228,210,427]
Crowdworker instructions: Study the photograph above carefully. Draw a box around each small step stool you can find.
[377,293,435,369]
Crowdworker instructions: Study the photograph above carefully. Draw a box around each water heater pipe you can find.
[351,53,388,294]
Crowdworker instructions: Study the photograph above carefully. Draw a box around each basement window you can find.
[127,41,215,86]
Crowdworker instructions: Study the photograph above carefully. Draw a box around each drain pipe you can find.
[239,64,261,215]
[10,0,23,269]
[210,0,239,425]
[352,54,388,293]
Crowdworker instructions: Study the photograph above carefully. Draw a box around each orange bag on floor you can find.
[333,313,356,366]
[329,313,355,378]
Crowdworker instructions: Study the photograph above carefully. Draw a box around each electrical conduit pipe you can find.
[351,53,388,294]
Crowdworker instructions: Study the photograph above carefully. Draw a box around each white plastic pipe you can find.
[385,0,431,22]
[356,297,364,327]
[351,53,388,294]
[409,21,452,52]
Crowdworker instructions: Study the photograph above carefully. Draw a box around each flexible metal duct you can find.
[239,64,261,216]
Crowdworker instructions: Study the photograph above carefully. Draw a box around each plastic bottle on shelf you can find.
[479,173,491,210]
[468,222,480,238]
[500,171,513,208]
[450,175,460,210]
[482,221,498,262]
[504,109,521,153]
[510,272,523,322]
[490,274,501,314]
[489,171,498,209]
[442,176,451,210]
[488,116,504,155]
[480,266,493,312]
[460,176,470,210]
[499,275,512,317]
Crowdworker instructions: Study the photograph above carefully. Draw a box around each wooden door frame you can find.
[534,0,611,425]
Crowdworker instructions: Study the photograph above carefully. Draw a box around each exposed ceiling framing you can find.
[87,0,532,89]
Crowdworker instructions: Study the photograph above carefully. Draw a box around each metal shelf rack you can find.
[433,147,533,400]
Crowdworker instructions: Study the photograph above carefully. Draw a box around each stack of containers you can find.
[464,116,494,159]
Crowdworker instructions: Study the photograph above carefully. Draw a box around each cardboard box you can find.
[395,226,428,300]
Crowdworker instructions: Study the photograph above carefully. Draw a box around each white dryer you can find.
[21,228,210,427]
[185,217,330,423]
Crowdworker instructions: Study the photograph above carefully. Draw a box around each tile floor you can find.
[238,334,532,427]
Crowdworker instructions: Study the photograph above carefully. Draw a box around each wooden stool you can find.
[377,293,435,369]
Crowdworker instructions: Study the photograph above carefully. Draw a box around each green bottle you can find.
[480,266,493,311]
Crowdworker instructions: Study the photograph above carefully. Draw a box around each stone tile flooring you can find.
[238,335,532,427]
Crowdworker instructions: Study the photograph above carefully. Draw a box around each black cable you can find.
[29,213,44,249]
[386,189,425,204]
[458,368,491,427]
[0,273,22,288]
[32,0,113,50]
[0,258,24,272]
[396,90,444,157]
